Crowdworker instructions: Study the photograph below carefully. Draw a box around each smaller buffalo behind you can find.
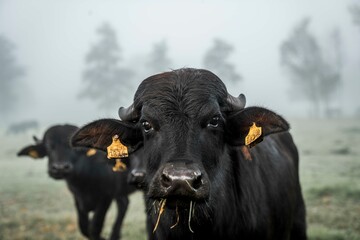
[17,124,138,240]
[71,68,307,240]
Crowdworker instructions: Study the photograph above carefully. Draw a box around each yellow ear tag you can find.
[245,122,262,146]
[107,135,129,159]
[107,135,129,172]
[86,148,97,157]
[29,150,39,158]
[113,159,127,172]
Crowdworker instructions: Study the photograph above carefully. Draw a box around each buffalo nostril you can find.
[192,173,203,190]
[161,172,172,188]
[130,170,146,184]
[51,163,72,173]
[63,163,72,172]
[51,165,58,172]
[131,169,145,178]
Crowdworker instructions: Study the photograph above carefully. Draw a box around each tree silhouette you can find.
[0,35,25,116]
[280,18,342,117]
[146,40,172,74]
[349,4,360,27]
[79,22,134,112]
[349,4,360,117]
[203,38,242,84]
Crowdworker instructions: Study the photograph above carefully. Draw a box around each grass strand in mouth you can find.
[152,201,158,215]
[188,201,195,233]
[170,204,180,229]
[192,202,196,218]
[152,199,196,233]
[153,199,166,233]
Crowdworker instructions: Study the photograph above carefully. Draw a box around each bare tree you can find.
[349,4,360,27]
[349,4,360,117]
[280,18,342,117]
[321,28,343,116]
[0,35,25,116]
[203,38,242,84]
[79,22,134,112]
[146,40,172,74]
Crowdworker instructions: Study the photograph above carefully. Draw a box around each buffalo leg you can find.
[290,196,307,240]
[109,196,129,240]
[75,199,90,238]
[89,198,112,240]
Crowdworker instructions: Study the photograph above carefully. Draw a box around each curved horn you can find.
[118,103,139,122]
[33,135,41,144]
[226,93,246,111]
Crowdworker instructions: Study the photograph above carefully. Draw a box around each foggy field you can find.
[1,1,359,239]
[291,119,360,239]
[0,118,360,240]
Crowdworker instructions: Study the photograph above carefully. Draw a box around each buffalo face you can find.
[18,125,78,179]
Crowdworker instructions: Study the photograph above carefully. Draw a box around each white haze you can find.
[0,0,359,127]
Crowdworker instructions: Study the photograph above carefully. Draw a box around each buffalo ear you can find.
[17,144,47,159]
[71,118,142,152]
[226,107,290,146]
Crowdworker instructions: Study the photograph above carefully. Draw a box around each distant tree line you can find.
[3,4,359,119]
[79,22,242,113]
[82,19,351,118]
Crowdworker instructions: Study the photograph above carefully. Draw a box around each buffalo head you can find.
[18,125,81,179]
[71,68,289,235]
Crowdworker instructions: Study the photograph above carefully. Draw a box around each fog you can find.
[1,0,359,127]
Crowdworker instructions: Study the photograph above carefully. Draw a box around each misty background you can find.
[1,0,359,128]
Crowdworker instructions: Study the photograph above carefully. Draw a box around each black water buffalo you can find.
[71,68,307,240]
[17,124,138,240]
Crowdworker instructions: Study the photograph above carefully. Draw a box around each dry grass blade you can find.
[170,204,180,229]
[152,201,158,215]
[188,201,194,233]
[153,199,166,233]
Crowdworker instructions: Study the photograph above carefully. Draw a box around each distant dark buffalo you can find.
[6,120,39,135]
[71,68,307,240]
[18,124,139,240]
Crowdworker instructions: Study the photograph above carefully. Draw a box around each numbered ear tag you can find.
[107,135,129,172]
[107,135,129,159]
[245,122,262,147]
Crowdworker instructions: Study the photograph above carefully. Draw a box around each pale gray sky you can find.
[0,0,359,125]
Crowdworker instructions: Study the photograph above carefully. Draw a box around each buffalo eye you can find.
[207,116,220,128]
[141,121,154,133]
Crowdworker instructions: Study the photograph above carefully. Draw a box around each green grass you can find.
[292,119,360,240]
[1,118,360,239]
